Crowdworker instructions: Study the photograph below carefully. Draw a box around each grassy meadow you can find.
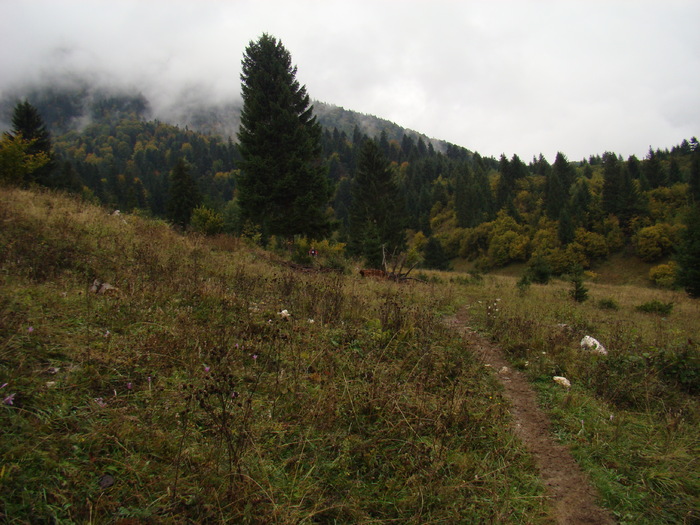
[1,187,698,523]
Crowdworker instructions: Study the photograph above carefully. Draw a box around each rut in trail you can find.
[446,310,616,525]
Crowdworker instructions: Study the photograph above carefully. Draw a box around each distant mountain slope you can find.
[0,80,450,151]
[313,101,447,151]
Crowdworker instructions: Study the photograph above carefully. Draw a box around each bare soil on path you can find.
[446,309,616,525]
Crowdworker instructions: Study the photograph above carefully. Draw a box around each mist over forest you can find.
[2,67,699,290]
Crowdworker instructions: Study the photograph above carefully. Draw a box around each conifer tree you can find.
[602,152,640,226]
[689,150,700,203]
[495,154,513,211]
[545,168,565,220]
[423,236,451,270]
[602,152,622,215]
[348,139,406,265]
[558,207,575,245]
[237,33,332,240]
[643,147,666,189]
[455,164,492,228]
[167,158,201,228]
[10,101,56,185]
[677,204,700,297]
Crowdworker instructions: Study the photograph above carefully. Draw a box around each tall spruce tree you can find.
[677,204,700,297]
[689,149,700,203]
[348,139,406,266]
[237,33,332,240]
[602,152,622,215]
[167,158,201,228]
[643,147,666,189]
[10,101,56,186]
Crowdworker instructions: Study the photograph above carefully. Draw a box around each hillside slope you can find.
[0,187,548,523]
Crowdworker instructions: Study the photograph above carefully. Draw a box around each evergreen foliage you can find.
[9,101,56,186]
[0,133,51,186]
[4,82,700,281]
[569,267,589,302]
[167,158,201,228]
[677,204,700,297]
[237,33,332,240]
[348,139,406,265]
[689,150,700,203]
[423,236,451,270]
[455,163,492,228]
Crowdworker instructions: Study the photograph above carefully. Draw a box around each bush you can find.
[633,223,678,262]
[524,254,551,284]
[597,298,620,310]
[649,262,678,288]
[635,300,674,316]
[422,236,451,270]
[654,346,700,395]
[568,267,588,303]
[191,205,224,235]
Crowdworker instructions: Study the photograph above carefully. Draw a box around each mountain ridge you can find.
[0,80,451,153]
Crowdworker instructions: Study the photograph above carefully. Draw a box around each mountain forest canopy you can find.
[1,34,699,292]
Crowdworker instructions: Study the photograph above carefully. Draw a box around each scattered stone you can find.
[580,335,607,355]
[90,279,119,296]
[98,473,115,489]
[553,376,571,388]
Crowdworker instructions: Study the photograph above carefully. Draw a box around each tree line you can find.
[1,33,699,295]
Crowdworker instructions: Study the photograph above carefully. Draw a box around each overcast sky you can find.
[1,0,698,161]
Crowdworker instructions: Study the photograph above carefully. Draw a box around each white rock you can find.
[553,376,571,388]
[580,335,607,355]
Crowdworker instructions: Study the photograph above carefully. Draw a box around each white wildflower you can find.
[278,309,291,320]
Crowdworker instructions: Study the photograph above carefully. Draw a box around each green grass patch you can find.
[0,187,549,523]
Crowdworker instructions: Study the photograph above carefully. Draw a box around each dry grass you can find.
[2,186,697,523]
[0,187,548,523]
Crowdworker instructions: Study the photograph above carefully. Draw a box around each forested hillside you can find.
[2,83,699,288]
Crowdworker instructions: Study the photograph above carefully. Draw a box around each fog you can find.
[1,0,698,160]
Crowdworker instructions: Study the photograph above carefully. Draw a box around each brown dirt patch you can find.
[446,309,616,525]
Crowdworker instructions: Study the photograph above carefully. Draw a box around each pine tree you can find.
[677,204,700,297]
[558,207,575,245]
[167,158,201,228]
[10,101,56,185]
[643,147,666,188]
[237,33,332,240]
[602,152,622,215]
[423,236,451,270]
[689,150,700,203]
[495,154,513,210]
[348,139,406,264]
[455,164,492,228]
[602,152,640,226]
[545,168,566,219]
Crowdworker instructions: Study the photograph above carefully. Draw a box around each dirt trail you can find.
[446,310,616,525]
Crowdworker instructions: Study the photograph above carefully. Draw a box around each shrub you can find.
[597,298,620,310]
[568,267,588,303]
[633,223,678,262]
[635,300,673,316]
[516,275,531,295]
[191,205,224,235]
[649,262,678,288]
[524,254,552,284]
[654,346,700,395]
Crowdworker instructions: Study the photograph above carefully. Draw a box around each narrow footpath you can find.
[446,309,616,525]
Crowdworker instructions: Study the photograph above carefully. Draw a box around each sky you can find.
[1,0,699,161]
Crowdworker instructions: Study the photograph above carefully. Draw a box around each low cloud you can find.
[1,0,698,161]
